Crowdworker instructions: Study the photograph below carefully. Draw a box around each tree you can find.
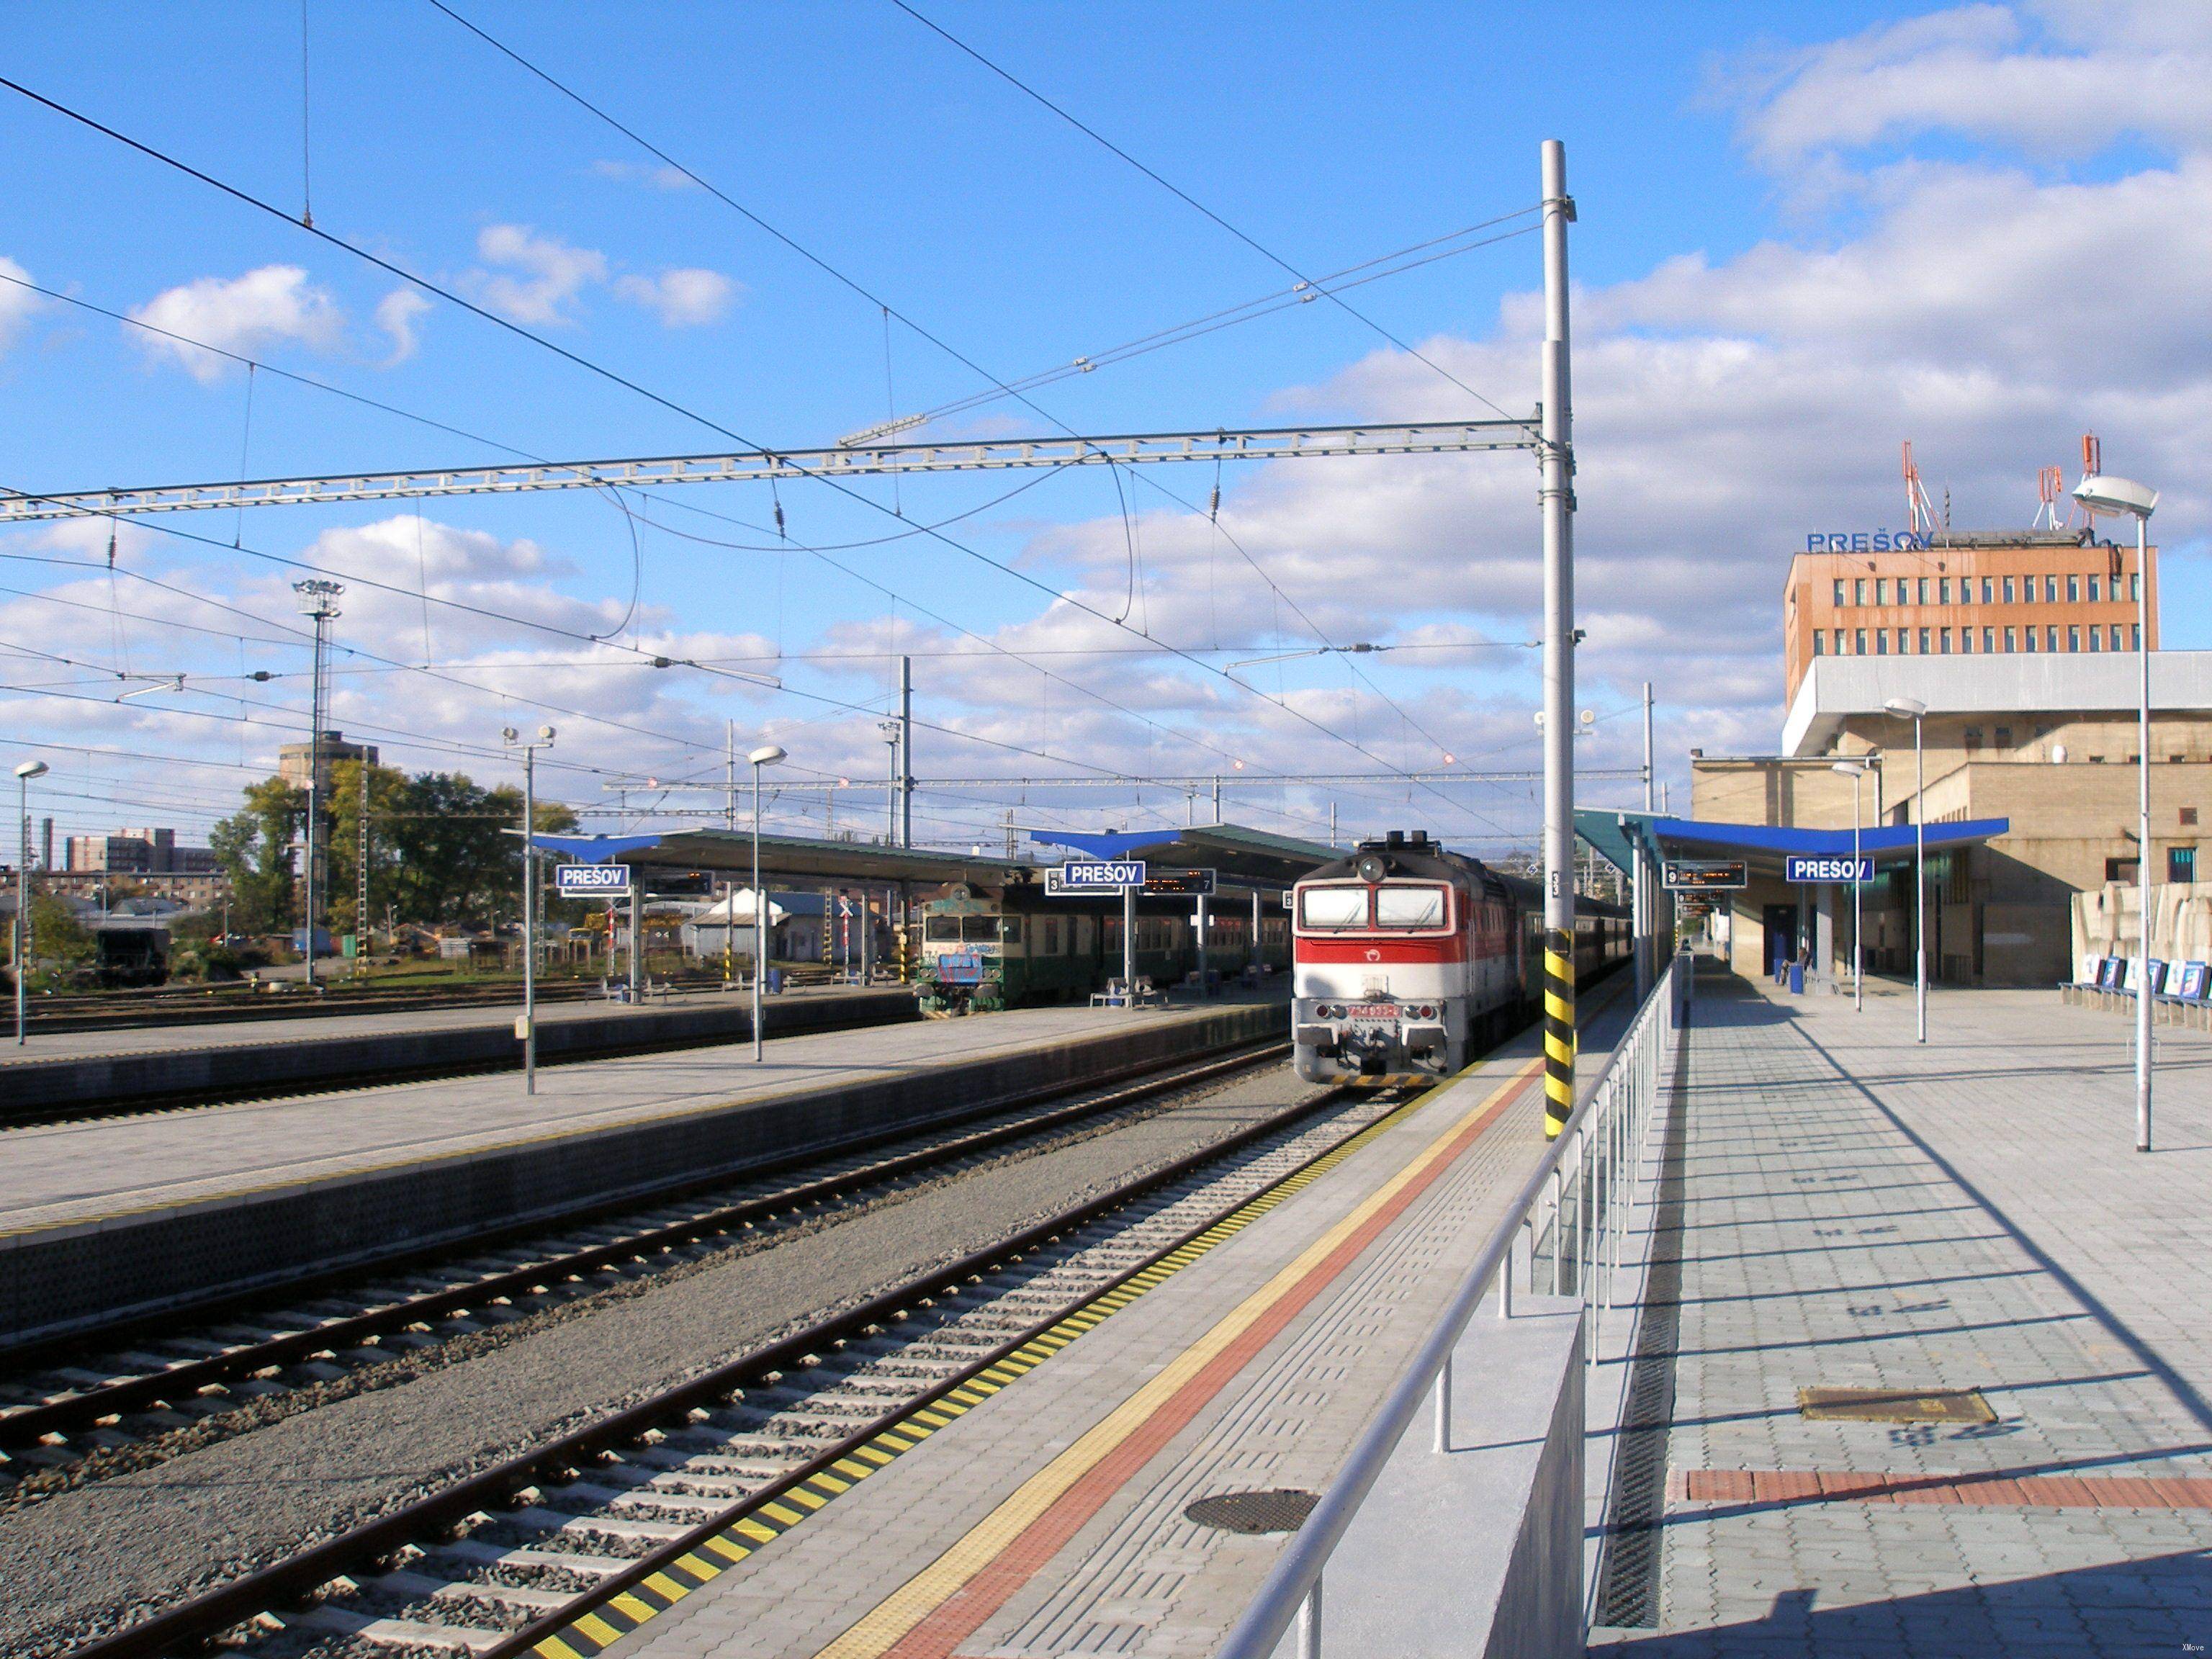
[210,777,302,935]
[325,760,412,937]
[384,772,577,927]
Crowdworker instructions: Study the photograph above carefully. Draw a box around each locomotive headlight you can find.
[1355,854,1388,884]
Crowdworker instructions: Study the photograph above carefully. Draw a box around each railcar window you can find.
[1299,887,1370,929]
[1374,886,1449,928]
[925,917,961,942]
[961,916,998,943]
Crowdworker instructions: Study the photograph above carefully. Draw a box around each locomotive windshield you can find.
[1374,884,1449,928]
[925,915,1000,943]
[1298,886,1370,929]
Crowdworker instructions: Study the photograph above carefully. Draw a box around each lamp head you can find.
[538,725,556,742]
[13,760,48,781]
[748,744,788,767]
[2072,474,2158,519]
[1832,760,1866,777]
[1883,696,1928,719]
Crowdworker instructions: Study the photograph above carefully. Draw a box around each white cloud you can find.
[374,288,433,364]
[590,159,698,191]
[127,266,343,382]
[464,224,608,326]
[613,268,740,327]
[0,255,45,350]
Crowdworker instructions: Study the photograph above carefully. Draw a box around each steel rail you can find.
[63,1074,1357,1659]
[0,420,1540,523]
[1214,956,1689,1659]
[1,1036,1285,1411]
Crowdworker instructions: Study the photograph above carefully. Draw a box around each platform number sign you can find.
[1045,860,1146,896]
[555,863,634,899]
[1661,859,1747,892]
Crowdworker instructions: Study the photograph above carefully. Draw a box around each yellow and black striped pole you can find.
[1543,929,1575,1138]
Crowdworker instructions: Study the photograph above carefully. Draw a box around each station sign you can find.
[1785,855,1875,884]
[1802,529,1928,552]
[1662,859,1747,892]
[555,863,633,899]
[1141,866,1216,897]
[1045,860,1146,896]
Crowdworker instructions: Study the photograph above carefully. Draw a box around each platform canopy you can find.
[1575,809,2009,878]
[1028,823,1339,889]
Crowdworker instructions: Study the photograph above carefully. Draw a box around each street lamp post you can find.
[2074,472,2161,1152]
[748,743,787,1062]
[292,579,343,986]
[503,725,555,1094]
[14,759,48,1046]
[1884,697,1929,1042]
[1833,760,1867,1012]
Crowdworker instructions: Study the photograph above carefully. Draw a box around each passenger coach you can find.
[1292,830,1629,1084]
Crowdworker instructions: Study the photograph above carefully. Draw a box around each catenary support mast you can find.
[1539,140,1578,1141]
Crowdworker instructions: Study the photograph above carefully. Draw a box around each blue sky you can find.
[2,2,2205,852]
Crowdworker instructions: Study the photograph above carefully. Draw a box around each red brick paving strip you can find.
[1673,1469,2212,1509]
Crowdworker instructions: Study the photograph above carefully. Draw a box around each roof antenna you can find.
[1902,441,1936,541]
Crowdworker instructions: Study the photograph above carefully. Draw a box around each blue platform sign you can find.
[1785,855,1874,884]
[1047,860,1146,895]
[556,862,633,898]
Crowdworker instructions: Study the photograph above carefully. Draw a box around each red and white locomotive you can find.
[1291,830,1629,1084]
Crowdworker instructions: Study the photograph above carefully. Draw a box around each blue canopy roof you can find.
[529,832,667,863]
[1645,815,2008,862]
[1026,829,1164,860]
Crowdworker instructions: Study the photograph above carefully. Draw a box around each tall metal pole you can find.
[292,580,341,986]
[1913,712,1927,1043]
[1639,680,1655,996]
[1122,881,1136,1009]
[2134,513,2153,1151]
[1852,770,1863,1012]
[898,655,914,848]
[14,763,43,1045]
[354,759,370,971]
[752,759,766,1061]
[1539,138,1578,1141]
[881,721,900,845]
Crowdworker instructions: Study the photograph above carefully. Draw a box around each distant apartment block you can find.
[277,730,379,791]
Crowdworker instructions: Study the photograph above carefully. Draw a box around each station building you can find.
[1690,652,2212,986]
[1784,528,2158,705]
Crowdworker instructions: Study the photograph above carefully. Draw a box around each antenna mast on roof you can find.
[2068,432,2102,529]
[2033,464,2065,531]
[1902,441,1938,541]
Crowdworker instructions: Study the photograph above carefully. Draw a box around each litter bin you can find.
[767,966,784,994]
[1788,961,1804,994]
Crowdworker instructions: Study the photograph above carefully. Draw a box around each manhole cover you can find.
[1184,1488,1320,1534]
[1798,1387,1994,1424]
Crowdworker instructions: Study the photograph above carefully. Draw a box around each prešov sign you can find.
[1785,855,1875,884]
[1045,860,1146,896]
[1662,859,1747,892]
[555,863,633,899]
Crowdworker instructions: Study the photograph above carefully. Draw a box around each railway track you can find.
[60,1065,1398,1659]
[0,1039,1290,1498]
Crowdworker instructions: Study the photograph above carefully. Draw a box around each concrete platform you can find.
[1591,976,2212,1658]
[565,978,1642,1659]
[0,994,1286,1349]
[0,982,917,1118]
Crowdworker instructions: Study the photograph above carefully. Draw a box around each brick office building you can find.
[1783,528,2159,705]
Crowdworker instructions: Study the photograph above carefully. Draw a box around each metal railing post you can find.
[1498,1234,1514,1319]
[1298,1575,1323,1659]
[1433,1357,1452,1453]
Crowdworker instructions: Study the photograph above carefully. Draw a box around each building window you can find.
[2003,627,2015,652]
[1897,628,1909,653]
[1833,578,1846,606]
[2089,575,2101,601]
[2184,806,2200,827]
[1983,626,1995,652]
[2112,624,2124,650]
[1854,578,1866,605]
[2132,623,2141,651]
[1855,628,1867,655]
[2048,625,2060,652]
[2003,576,2015,603]
[1919,626,1931,653]
[2090,626,2102,652]
[2026,626,2038,652]
[1981,577,1994,603]
[2044,575,2057,602]
[1833,629,1843,655]
[1938,577,1951,604]
[1995,725,2013,747]
[1917,577,1930,604]
[2067,574,2080,602]
[1876,630,1889,655]
[1940,627,1952,653]
[1964,727,1983,751]
[1874,577,1887,605]
[2170,847,2196,884]
[2107,857,2139,884]
[2131,573,2140,601]
[1812,630,1825,656]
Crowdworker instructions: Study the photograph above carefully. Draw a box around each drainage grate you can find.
[1593,1011,1693,1630]
[1184,1488,1319,1534]
[1799,1387,1994,1424]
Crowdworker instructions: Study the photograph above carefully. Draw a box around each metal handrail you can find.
[1215,953,1690,1659]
